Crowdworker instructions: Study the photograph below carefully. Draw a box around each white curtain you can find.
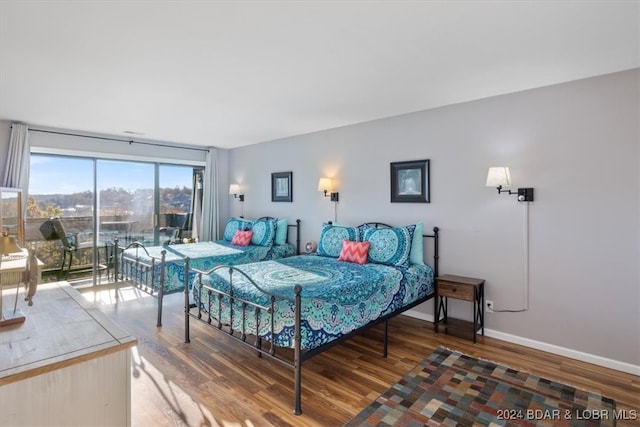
[200,148,219,241]
[3,123,30,190]
[3,123,30,221]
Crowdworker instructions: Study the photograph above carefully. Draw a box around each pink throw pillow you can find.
[231,230,253,246]
[337,240,370,265]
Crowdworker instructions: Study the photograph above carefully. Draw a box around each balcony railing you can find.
[26,216,148,282]
[25,215,187,282]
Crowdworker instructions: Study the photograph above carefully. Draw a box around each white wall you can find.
[228,69,639,368]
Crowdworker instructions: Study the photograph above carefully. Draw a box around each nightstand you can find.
[435,274,485,343]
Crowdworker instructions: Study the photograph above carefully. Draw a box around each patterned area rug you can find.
[346,346,616,426]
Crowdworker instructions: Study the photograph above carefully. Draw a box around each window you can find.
[28,154,200,283]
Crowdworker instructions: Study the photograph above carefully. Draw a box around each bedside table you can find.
[435,274,485,343]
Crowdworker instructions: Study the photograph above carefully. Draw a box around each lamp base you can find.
[0,309,26,327]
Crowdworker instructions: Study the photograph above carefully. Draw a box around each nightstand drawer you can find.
[437,281,474,301]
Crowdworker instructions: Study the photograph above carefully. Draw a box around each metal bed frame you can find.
[183,223,439,415]
[114,217,301,327]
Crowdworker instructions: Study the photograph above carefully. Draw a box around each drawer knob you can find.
[452,287,456,292]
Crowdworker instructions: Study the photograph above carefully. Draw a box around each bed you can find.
[183,221,439,415]
[115,216,301,326]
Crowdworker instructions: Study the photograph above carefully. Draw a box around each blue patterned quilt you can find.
[193,255,434,350]
[121,241,295,294]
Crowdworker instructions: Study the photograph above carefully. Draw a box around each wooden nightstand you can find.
[435,274,485,343]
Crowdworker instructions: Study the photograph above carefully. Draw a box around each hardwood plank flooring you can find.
[79,284,640,427]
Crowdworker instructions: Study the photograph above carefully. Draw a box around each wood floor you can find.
[80,283,640,427]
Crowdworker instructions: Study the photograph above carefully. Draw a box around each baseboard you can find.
[403,309,640,376]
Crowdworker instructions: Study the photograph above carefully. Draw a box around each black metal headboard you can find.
[357,222,394,229]
[258,216,302,255]
[424,226,439,279]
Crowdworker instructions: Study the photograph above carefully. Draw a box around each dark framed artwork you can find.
[390,159,430,203]
[271,171,293,202]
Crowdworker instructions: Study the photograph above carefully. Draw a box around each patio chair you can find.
[50,217,94,279]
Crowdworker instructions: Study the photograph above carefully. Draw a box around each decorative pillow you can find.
[231,230,253,246]
[337,240,370,265]
[410,222,425,265]
[223,217,252,241]
[363,224,416,267]
[251,218,277,246]
[317,224,360,258]
[274,218,288,245]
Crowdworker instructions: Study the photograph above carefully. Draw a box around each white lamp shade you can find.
[486,167,512,187]
[317,178,332,192]
[229,184,240,195]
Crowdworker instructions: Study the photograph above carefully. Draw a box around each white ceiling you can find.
[1,1,638,149]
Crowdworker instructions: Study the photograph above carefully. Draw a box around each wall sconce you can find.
[229,184,244,202]
[486,166,534,202]
[318,178,339,202]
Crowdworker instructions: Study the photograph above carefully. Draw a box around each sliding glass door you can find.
[158,164,197,245]
[28,154,198,284]
[27,155,98,281]
[97,160,155,246]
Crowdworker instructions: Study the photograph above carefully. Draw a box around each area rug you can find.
[345,346,616,426]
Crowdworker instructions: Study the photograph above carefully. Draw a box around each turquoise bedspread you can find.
[121,241,295,294]
[193,255,434,350]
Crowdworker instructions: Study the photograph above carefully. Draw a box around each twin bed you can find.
[117,217,300,326]
[119,218,439,415]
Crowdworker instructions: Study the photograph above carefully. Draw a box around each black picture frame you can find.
[390,159,430,203]
[271,171,293,202]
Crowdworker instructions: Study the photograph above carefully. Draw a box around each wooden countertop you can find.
[0,281,137,385]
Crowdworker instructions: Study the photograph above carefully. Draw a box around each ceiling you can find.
[1,1,638,149]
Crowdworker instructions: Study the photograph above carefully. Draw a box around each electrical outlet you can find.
[486,300,494,313]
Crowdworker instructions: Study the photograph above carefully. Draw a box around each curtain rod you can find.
[22,127,210,153]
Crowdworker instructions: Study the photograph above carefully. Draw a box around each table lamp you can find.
[0,231,26,326]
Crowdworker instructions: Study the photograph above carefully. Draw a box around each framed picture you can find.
[271,171,292,202]
[390,159,430,203]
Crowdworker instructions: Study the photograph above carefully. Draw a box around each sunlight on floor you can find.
[130,346,256,427]
[78,284,153,305]
[72,282,260,426]
[70,284,256,426]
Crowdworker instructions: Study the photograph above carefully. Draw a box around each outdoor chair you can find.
[49,218,95,279]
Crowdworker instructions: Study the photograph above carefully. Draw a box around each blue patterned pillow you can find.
[317,224,360,258]
[363,224,416,267]
[251,218,277,246]
[223,217,252,241]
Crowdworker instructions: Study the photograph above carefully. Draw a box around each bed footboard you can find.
[116,242,168,327]
[184,259,304,413]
